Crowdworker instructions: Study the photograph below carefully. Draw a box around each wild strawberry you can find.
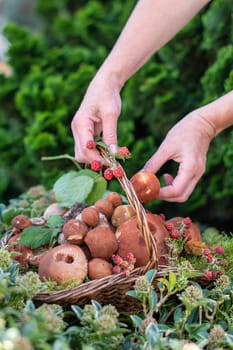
[126,252,135,262]
[113,166,124,178]
[211,270,218,280]
[113,265,121,274]
[123,269,130,277]
[91,160,102,171]
[170,230,180,239]
[204,270,213,279]
[207,254,214,263]
[104,168,114,181]
[86,140,95,149]
[215,246,224,255]
[117,146,131,158]
[165,222,174,231]
[183,217,192,227]
[203,248,211,256]
[112,255,123,265]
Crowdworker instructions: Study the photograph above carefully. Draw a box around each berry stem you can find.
[42,154,82,170]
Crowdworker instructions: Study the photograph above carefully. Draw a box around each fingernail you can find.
[109,144,118,154]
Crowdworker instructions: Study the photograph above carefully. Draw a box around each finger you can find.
[157,165,201,202]
[101,112,118,151]
[143,145,171,174]
[163,173,174,186]
[72,117,102,163]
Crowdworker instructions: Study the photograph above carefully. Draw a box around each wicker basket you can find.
[33,145,165,311]
[32,146,195,311]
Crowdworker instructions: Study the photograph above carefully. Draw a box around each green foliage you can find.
[0,0,233,228]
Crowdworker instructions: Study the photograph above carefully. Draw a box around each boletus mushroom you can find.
[84,226,118,260]
[62,219,88,245]
[116,213,169,267]
[88,258,113,280]
[130,171,160,203]
[38,244,88,285]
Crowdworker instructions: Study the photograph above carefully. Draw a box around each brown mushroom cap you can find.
[62,219,88,245]
[8,234,32,267]
[38,244,88,284]
[105,192,123,208]
[81,207,99,227]
[84,226,118,260]
[111,204,135,227]
[94,199,114,219]
[116,213,169,267]
[11,215,32,230]
[130,172,160,203]
[88,258,113,280]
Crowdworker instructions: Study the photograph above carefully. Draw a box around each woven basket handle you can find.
[99,145,158,270]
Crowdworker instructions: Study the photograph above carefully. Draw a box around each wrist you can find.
[97,63,127,91]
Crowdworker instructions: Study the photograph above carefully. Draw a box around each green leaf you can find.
[46,215,64,228]
[19,226,52,249]
[149,290,158,310]
[71,305,83,320]
[145,269,157,283]
[168,271,177,292]
[130,315,143,327]
[86,175,107,204]
[145,323,159,346]
[126,290,141,301]
[53,171,94,207]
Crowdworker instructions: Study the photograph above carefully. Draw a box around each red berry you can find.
[113,166,124,178]
[183,217,192,227]
[112,255,123,265]
[113,265,121,274]
[104,168,114,181]
[117,146,131,158]
[126,252,135,262]
[170,230,180,239]
[215,246,224,255]
[91,160,102,171]
[123,269,130,277]
[165,222,174,231]
[204,270,213,279]
[203,248,211,256]
[86,140,95,149]
[207,254,214,263]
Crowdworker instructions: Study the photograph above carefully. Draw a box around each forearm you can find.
[198,91,233,136]
[99,0,211,88]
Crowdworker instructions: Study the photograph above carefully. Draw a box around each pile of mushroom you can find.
[7,172,203,287]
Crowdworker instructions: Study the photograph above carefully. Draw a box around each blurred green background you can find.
[0,0,232,230]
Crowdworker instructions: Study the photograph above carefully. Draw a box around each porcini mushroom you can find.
[116,213,169,267]
[84,226,118,260]
[38,244,88,285]
[88,258,113,280]
[111,204,135,227]
[130,172,160,203]
[62,219,88,245]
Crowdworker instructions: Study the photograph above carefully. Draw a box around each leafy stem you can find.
[42,154,82,170]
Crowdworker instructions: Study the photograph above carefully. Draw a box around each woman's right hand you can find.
[71,71,122,163]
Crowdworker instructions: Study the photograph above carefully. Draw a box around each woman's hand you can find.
[143,112,217,202]
[71,72,122,163]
